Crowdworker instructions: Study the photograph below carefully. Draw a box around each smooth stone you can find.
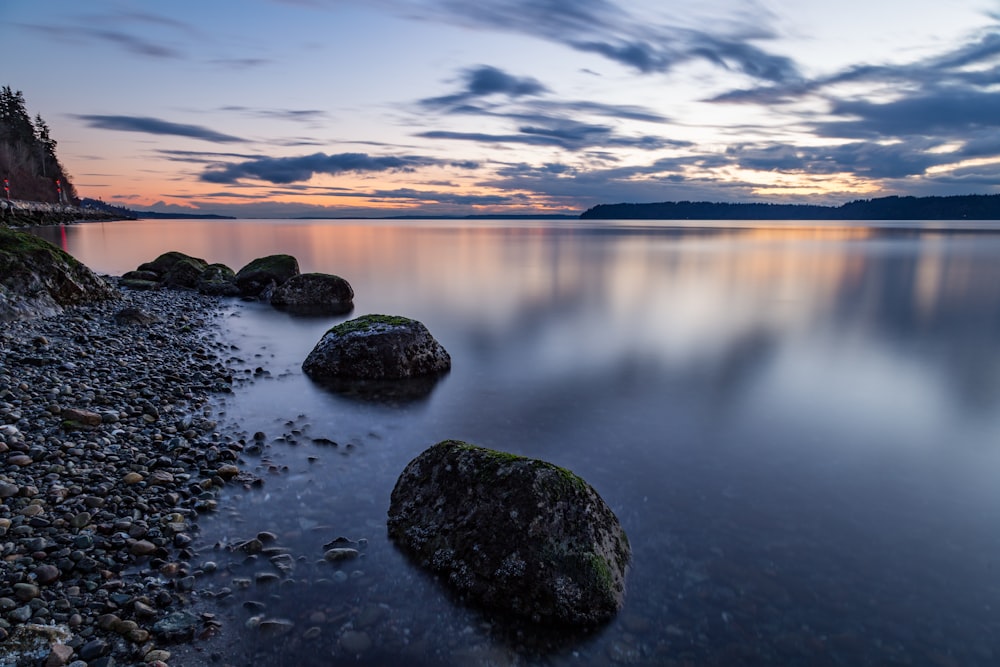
[129,540,157,556]
[323,548,360,563]
[339,630,372,654]
[13,582,40,601]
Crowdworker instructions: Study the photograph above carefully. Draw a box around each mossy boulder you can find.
[270,272,354,315]
[302,314,450,381]
[0,227,118,322]
[138,251,208,278]
[162,256,208,289]
[197,263,240,296]
[236,254,299,297]
[387,440,631,626]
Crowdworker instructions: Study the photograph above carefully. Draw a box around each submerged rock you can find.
[0,227,118,322]
[302,314,450,381]
[270,272,354,315]
[387,440,631,626]
[236,254,300,297]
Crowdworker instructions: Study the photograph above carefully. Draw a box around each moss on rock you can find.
[0,227,117,322]
[387,440,631,626]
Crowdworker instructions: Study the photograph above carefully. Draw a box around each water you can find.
[30,218,1000,665]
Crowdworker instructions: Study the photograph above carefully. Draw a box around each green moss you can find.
[237,254,298,276]
[328,314,415,336]
[586,551,615,596]
[0,228,82,271]
[139,251,206,276]
[438,440,589,496]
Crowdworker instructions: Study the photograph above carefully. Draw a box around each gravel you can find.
[0,279,252,666]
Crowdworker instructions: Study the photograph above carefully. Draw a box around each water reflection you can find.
[29,219,1000,665]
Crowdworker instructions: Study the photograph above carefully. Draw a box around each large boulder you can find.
[270,272,354,315]
[125,251,209,291]
[236,254,299,297]
[138,251,208,278]
[387,441,630,626]
[0,228,118,322]
[302,314,450,381]
[197,263,240,296]
[162,256,208,289]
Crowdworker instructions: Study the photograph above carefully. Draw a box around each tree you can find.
[0,86,78,203]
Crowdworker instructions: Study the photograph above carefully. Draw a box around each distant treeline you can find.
[1,86,77,204]
[580,194,1000,220]
[81,198,234,220]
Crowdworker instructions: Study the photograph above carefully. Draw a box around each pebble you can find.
[339,629,373,654]
[323,547,360,563]
[0,283,248,665]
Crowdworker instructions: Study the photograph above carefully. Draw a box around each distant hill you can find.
[81,198,235,220]
[580,194,1000,221]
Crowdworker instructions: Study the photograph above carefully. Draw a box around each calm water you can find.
[31,219,1000,666]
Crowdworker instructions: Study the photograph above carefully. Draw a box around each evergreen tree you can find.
[0,85,77,203]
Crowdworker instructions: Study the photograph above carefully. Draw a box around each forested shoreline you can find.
[581,194,1000,220]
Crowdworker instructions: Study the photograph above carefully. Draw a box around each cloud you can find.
[75,115,245,143]
[404,0,801,82]
[155,149,264,163]
[419,116,679,151]
[821,89,1000,139]
[219,106,329,124]
[85,28,182,58]
[199,152,446,184]
[421,65,549,106]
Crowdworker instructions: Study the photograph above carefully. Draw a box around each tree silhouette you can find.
[0,85,77,203]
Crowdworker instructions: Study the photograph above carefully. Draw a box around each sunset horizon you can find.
[4,0,998,218]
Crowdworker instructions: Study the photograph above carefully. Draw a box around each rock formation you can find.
[387,440,630,626]
[0,227,117,322]
[235,254,300,298]
[302,314,450,381]
[270,272,354,315]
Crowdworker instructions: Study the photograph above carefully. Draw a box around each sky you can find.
[3,0,1000,217]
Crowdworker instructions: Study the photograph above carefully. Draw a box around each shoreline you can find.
[0,281,247,666]
[1,201,131,227]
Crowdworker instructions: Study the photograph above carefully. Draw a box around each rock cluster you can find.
[0,283,250,666]
[0,228,118,323]
[387,440,631,626]
[121,251,355,315]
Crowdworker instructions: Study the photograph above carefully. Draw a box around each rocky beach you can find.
[0,281,243,667]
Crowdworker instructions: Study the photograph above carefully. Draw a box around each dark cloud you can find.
[362,188,531,206]
[714,25,1000,107]
[219,106,329,124]
[155,149,263,163]
[419,124,674,151]
[435,96,669,124]
[19,24,182,59]
[417,0,801,82]
[85,29,182,58]
[422,65,548,107]
[209,58,271,68]
[695,18,1000,192]
[199,152,441,184]
[75,115,245,143]
[822,89,1000,139]
[542,100,668,123]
